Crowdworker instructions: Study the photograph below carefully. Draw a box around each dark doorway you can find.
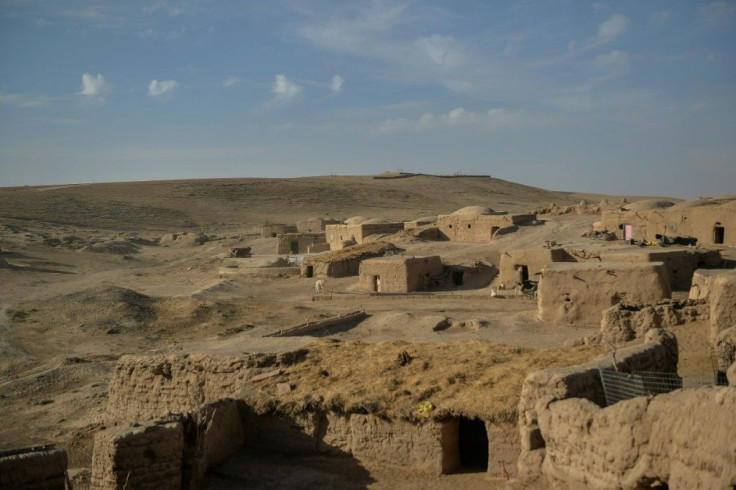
[458,417,488,471]
[305,266,313,278]
[452,270,464,286]
[714,224,724,244]
[372,276,380,292]
[290,241,299,254]
[517,265,529,282]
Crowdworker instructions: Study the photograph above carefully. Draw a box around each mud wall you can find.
[538,261,671,325]
[437,214,533,242]
[538,387,736,489]
[276,233,326,254]
[517,330,678,478]
[600,299,708,345]
[91,421,184,490]
[0,447,67,490]
[710,272,736,341]
[600,249,697,290]
[498,248,574,286]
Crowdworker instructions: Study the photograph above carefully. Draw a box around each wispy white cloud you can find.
[379,107,521,133]
[144,0,183,17]
[596,14,629,43]
[702,1,736,24]
[270,74,302,103]
[148,79,177,96]
[221,76,240,88]
[329,75,344,93]
[592,50,629,72]
[78,73,110,102]
[0,92,54,108]
[650,10,674,26]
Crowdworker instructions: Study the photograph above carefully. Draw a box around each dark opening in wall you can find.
[452,270,464,286]
[458,417,488,471]
[305,266,313,278]
[290,241,299,254]
[714,224,724,244]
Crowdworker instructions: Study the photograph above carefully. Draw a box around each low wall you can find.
[0,446,67,490]
[517,329,678,477]
[710,272,736,341]
[538,387,736,489]
[91,421,184,490]
[600,299,708,344]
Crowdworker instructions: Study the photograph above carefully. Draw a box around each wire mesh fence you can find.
[598,368,726,407]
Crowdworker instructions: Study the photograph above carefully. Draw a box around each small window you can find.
[449,224,453,229]
[467,224,471,229]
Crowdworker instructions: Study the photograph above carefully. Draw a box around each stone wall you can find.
[90,421,184,490]
[537,387,736,489]
[517,330,678,478]
[600,299,708,345]
[261,224,296,238]
[0,446,67,490]
[538,261,671,325]
[297,218,341,233]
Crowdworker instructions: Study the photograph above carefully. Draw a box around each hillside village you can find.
[0,175,734,489]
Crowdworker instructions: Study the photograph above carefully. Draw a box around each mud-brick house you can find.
[600,197,736,246]
[537,262,671,325]
[275,233,328,254]
[359,256,444,293]
[498,248,575,286]
[326,217,405,250]
[262,224,297,238]
[300,241,400,278]
[436,207,535,243]
[296,218,342,233]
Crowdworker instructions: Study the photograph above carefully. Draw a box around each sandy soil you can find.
[0,175,721,488]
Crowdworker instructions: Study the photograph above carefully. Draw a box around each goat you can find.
[314,279,325,294]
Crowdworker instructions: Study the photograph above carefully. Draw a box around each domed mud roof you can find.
[451,206,494,216]
[345,216,369,224]
[621,199,676,212]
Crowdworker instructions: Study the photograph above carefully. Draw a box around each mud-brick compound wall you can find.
[516,329,678,478]
[275,232,326,254]
[91,399,245,490]
[0,446,68,490]
[359,255,444,293]
[538,261,671,325]
[538,384,736,488]
[91,422,184,490]
[600,249,698,290]
[498,247,574,286]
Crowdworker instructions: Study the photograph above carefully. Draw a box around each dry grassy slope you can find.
[0,175,619,233]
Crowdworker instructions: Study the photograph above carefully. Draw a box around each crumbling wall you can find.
[600,299,708,345]
[710,272,736,341]
[105,354,246,423]
[90,421,184,490]
[0,446,67,490]
[517,330,678,478]
[275,233,326,254]
[688,268,730,299]
[537,386,736,489]
[538,262,671,325]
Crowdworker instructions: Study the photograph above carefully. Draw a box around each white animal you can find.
[491,289,498,297]
[315,279,325,294]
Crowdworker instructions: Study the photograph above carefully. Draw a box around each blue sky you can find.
[0,1,734,198]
